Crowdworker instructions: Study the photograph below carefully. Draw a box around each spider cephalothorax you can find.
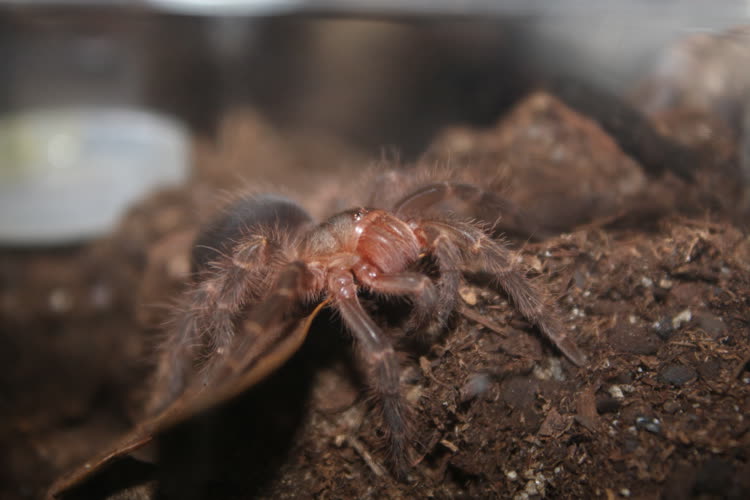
[147,183,586,478]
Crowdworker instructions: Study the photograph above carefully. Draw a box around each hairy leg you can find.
[148,305,202,415]
[185,194,312,356]
[331,269,413,479]
[421,220,586,366]
[410,223,465,335]
[393,181,545,239]
[198,235,288,354]
[147,234,287,415]
[198,261,315,403]
[351,261,440,333]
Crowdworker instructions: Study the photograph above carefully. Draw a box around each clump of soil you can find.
[2,88,749,500]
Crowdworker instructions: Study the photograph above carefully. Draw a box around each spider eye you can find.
[353,209,365,221]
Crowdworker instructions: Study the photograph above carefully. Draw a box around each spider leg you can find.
[147,234,286,414]
[351,261,440,334]
[192,261,317,410]
[331,269,413,479]
[394,182,491,214]
[420,220,587,366]
[199,235,287,355]
[147,304,202,415]
[189,195,313,344]
[393,181,545,239]
[410,225,465,335]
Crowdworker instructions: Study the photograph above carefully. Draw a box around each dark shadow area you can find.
[56,457,157,500]
[151,310,348,500]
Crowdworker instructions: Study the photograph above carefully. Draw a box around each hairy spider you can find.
[146,182,586,478]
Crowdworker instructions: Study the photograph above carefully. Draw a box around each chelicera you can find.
[146,182,586,478]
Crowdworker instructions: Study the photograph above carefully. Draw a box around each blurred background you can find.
[2,1,750,499]
[2,0,749,245]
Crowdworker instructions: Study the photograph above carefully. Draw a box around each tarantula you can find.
[147,181,586,476]
[50,181,585,497]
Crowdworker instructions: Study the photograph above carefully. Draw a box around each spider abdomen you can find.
[191,194,313,273]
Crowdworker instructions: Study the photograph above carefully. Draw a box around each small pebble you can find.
[658,278,674,289]
[653,318,674,340]
[532,358,566,382]
[695,313,725,337]
[640,277,653,287]
[660,363,697,386]
[635,416,662,434]
[608,385,625,400]
[459,286,477,306]
[671,309,692,329]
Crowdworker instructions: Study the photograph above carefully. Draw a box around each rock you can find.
[653,317,675,340]
[695,312,726,338]
[660,363,698,386]
[608,323,661,355]
[671,309,692,329]
[635,416,662,434]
